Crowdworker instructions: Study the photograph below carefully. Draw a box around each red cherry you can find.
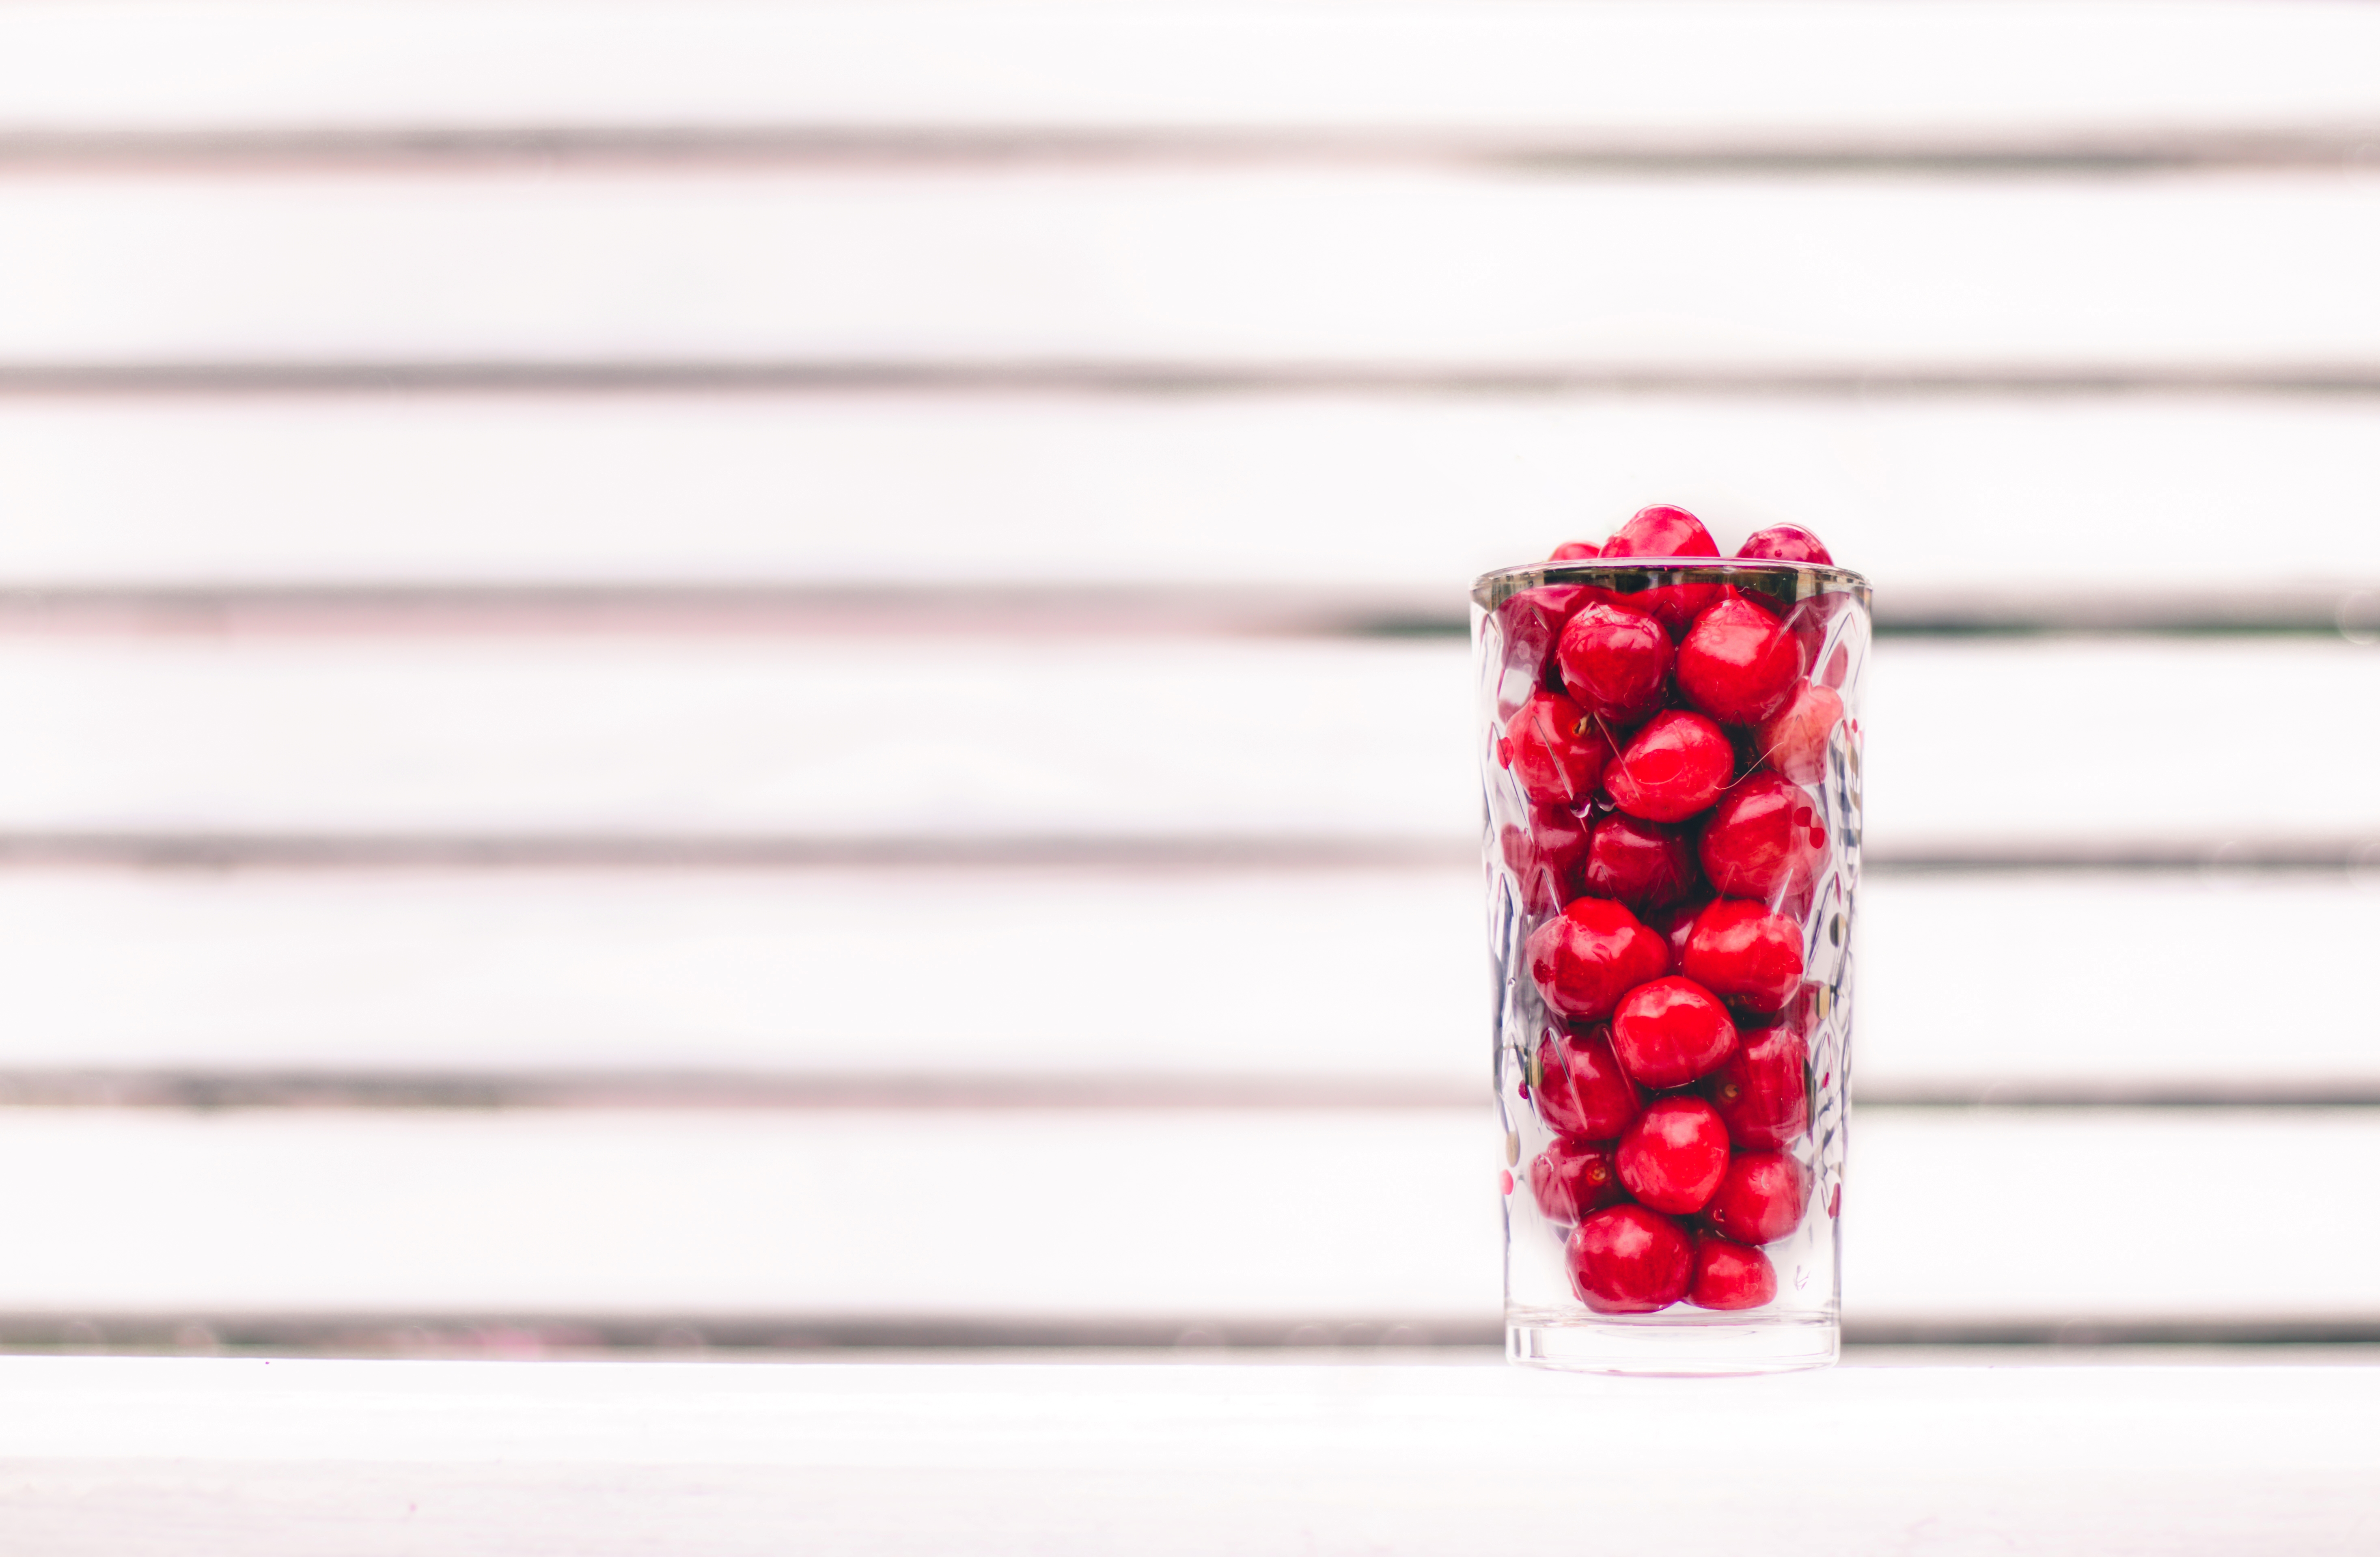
[1582,813,1698,911]
[1490,585,1597,718]
[1554,601,1673,724]
[1548,539,1603,561]
[1755,681,1843,786]
[1699,773,1827,902]
[1688,1237,1777,1310]
[1528,1137,1623,1223]
[1615,1096,1731,1214]
[1682,900,1807,1016]
[1609,976,1738,1088]
[1601,505,1720,560]
[1706,1018,1810,1149]
[1499,800,1591,915]
[1677,595,1801,726]
[1735,525,1833,565]
[1533,1027,1643,1141]
[1642,893,1712,968]
[1498,691,1613,808]
[1602,710,1734,824]
[1565,1203,1694,1314]
[1701,1151,1810,1244]
[1524,898,1672,1022]
[1624,582,1727,641]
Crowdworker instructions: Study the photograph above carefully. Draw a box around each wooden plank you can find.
[4,394,2380,600]
[0,1358,2376,1556]
[0,635,2370,850]
[0,1106,2367,1323]
[0,867,2373,1101]
[0,1,2376,149]
[2,171,2378,370]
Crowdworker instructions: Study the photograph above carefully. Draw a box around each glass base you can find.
[1507,1310,1839,1376]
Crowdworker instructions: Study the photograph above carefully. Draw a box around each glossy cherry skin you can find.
[1554,601,1674,724]
[1548,539,1603,561]
[1528,1137,1623,1223]
[1683,899,1806,1016]
[1499,800,1591,916]
[1566,1203,1695,1313]
[1533,1027,1643,1141]
[1688,1236,1777,1310]
[1706,1018,1810,1149]
[1601,505,1720,560]
[1643,894,1713,968]
[1498,691,1613,808]
[1699,772,1827,902]
[1755,681,1844,786]
[1582,813,1699,911]
[1735,524,1833,564]
[1610,976,1738,1089]
[1525,898,1672,1022]
[1602,710,1734,824]
[1701,1151,1810,1244]
[1677,594,1802,726]
[1615,1096,1732,1214]
[1490,584,1597,718]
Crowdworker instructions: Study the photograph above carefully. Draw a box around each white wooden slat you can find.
[1,1,2376,142]
[2,171,2378,368]
[0,868,2374,1098]
[0,635,2372,849]
[5,394,2380,597]
[0,867,1485,1083]
[0,636,1471,841]
[0,1107,2369,1321]
[2,1360,2376,1557]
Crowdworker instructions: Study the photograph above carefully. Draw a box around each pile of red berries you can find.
[1492,504,1848,1316]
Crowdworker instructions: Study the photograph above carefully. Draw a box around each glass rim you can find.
[1470,556,1871,610]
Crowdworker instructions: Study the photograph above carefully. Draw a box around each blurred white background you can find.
[0,0,2376,1354]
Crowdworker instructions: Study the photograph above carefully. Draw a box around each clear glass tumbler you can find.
[1474,558,1869,1374]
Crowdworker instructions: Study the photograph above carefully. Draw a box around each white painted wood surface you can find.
[1,0,2375,143]
[0,1106,2368,1322]
[0,867,2371,1099]
[0,634,2372,850]
[4,170,2378,368]
[1,1357,2376,1555]
[4,395,2379,597]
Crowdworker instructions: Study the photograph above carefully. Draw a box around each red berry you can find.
[1498,691,1613,808]
[1524,898,1672,1022]
[1615,1096,1731,1214]
[1701,1151,1810,1244]
[1528,1137,1623,1223]
[1735,525,1833,564]
[1582,813,1698,911]
[1601,505,1719,560]
[1566,1203,1694,1313]
[1490,584,1598,718]
[1677,594,1801,726]
[1533,1027,1643,1141]
[1602,710,1734,824]
[1642,894,1712,968]
[1554,601,1673,724]
[1499,800,1591,915]
[1706,1018,1810,1150]
[1755,681,1843,786]
[1548,539,1603,561]
[1609,976,1738,1088]
[1682,900,1806,1016]
[1625,582,1726,642]
[1699,773,1827,902]
[1688,1237,1777,1310]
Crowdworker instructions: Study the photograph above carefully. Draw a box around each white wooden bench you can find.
[0,0,2377,1538]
